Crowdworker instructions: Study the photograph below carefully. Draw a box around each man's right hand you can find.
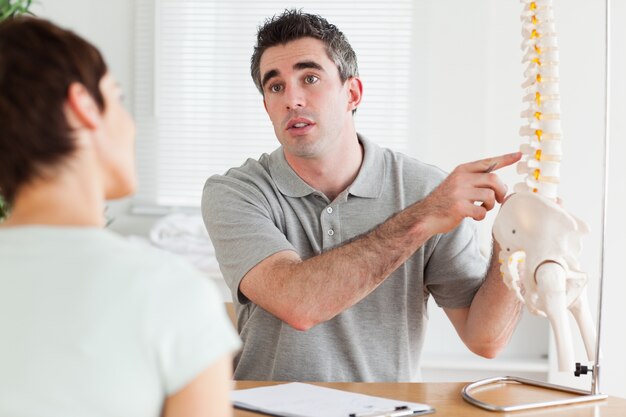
[417,152,521,236]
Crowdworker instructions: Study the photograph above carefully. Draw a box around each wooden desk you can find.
[233,381,626,416]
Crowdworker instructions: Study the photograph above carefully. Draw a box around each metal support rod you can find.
[593,0,611,396]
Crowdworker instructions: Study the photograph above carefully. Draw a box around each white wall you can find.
[408,0,626,398]
[36,0,626,398]
[34,0,156,236]
[34,1,134,108]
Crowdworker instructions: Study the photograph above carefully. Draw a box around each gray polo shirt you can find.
[202,135,487,382]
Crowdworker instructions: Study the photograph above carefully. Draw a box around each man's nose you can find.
[284,85,305,110]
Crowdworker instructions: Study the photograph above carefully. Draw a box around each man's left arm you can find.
[444,242,524,358]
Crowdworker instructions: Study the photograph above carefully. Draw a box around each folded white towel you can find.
[149,213,221,275]
[150,213,213,254]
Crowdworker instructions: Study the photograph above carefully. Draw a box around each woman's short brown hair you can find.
[0,17,107,204]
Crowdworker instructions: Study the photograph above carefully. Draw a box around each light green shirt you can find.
[0,227,240,417]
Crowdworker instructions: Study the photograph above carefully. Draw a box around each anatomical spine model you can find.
[492,0,596,372]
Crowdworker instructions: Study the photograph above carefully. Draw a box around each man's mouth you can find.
[287,118,315,130]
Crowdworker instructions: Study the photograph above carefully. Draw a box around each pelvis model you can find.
[492,0,596,372]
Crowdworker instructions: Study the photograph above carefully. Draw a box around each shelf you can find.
[421,355,549,373]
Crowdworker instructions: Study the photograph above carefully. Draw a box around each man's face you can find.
[259,37,359,160]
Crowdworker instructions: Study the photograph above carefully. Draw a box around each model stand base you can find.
[462,375,608,412]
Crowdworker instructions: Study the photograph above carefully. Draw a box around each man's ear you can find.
[347,77,363,112]
[66,82,101,129]
[263,97,268,113]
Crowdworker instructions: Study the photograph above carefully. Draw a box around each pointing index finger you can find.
[484,161,498,173]
[460,152,522,173]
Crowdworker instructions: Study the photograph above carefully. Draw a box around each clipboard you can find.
[231,382,435,417]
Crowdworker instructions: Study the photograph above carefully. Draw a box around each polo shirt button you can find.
[326,207,333,214]
[327,229,334,236]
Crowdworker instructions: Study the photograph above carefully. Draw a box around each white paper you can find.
[231,382,434,417]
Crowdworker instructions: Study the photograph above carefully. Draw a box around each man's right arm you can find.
[239,201,433,330]
[236,152,521,331]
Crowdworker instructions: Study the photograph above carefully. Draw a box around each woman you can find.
[0,17,240,417]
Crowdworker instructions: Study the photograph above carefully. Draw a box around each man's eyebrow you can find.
[261,69,280,89]
[293,60,324,72]
[261,61,326,89]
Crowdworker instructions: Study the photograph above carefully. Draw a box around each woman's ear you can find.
[347,76,363,113]
[65,82,101,130]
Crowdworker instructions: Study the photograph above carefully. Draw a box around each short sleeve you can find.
[201,174,296,303]
[149,258,241,395]
[424,218,488,308]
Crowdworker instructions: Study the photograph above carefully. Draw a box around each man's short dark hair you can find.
[250,9,358,95]
[0,17,107,204]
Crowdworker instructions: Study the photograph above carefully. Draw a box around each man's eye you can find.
[304,75,319,84]
[270,84,283,93]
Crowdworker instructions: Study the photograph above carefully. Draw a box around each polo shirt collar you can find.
[267,133,385,199]
[268,147,317,198]
[348,134,385,199]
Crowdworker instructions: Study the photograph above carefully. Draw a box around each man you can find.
[202,9,522,382]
